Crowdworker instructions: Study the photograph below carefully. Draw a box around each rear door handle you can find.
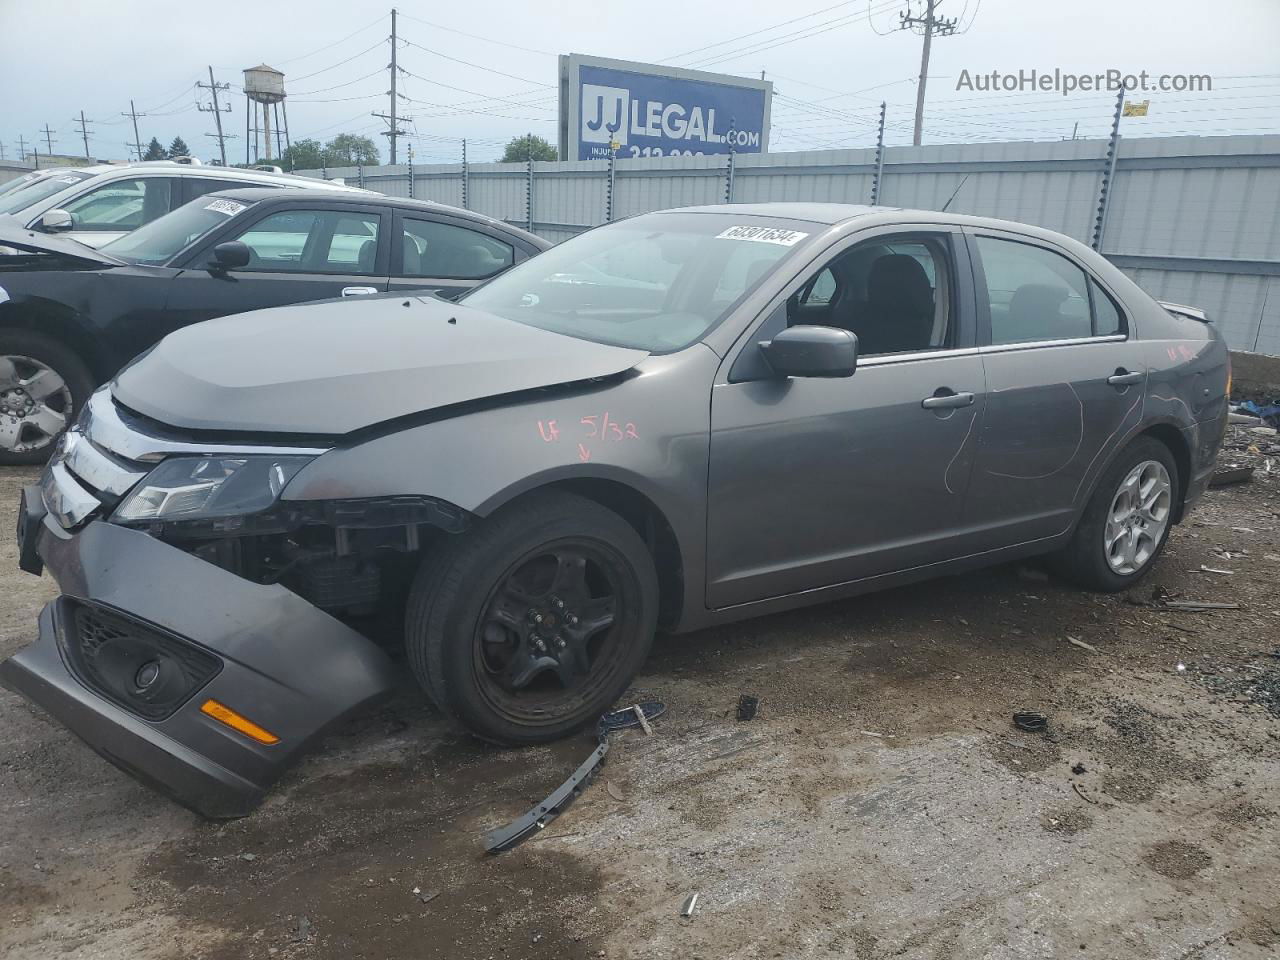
[342,286,378,297]
[921,390,975,410]
[1107,369,1144,387]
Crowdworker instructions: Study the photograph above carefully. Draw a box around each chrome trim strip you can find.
[859,346,982,367]
[41,461,102,529]
[83,389,330,462]
[60,430,146,498]
[978,334,1127,355]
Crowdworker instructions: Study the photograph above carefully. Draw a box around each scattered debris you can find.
[859,730,885,738]
[1013,711,1048,732]
[1162,600,1241,612]
[1177,662,1187,673]
[1199,565,1235,575]
[1067,636,1098,652]
[736,694,760,722]
[1071,762,1087,775]
[680,893,700,918]
[414,888,440,905]
[1210,465,1255,487]
[239,853,257,862]
[606,781,626,802]
[1073,783,1099,805]
[293,916,313,942]
[483,701,666,853]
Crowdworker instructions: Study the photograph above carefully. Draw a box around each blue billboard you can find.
[560,55,772,161]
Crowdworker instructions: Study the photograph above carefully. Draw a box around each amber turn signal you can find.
[200,699,280,745]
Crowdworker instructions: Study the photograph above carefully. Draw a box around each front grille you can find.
[60,601,222,721]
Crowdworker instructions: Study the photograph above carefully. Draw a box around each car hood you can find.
[111,294,650,435]
[0,214,124,266]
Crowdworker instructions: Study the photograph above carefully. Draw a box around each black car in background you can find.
[0,188,549,464]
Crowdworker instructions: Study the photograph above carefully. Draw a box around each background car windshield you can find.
[103,196,256,264]
[0,172,92,215]
[461,213,813,352]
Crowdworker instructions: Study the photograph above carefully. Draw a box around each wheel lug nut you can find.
[533,613,543,624]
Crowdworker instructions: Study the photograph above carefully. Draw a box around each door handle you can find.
[921,390,975,410]
[342,286,378,297]
[1107,369,1144,387]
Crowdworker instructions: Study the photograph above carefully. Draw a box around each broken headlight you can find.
[112,455,313,523]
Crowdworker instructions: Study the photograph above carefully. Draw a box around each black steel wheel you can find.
[406,491,658,744]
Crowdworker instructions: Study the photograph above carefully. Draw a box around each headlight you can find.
[112,455,312,523]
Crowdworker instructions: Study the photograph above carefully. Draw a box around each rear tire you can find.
[405,491,658,745]
[1055,436,1179,591]
[0,331,94,466]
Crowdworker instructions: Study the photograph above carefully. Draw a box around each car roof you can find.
[206,187,549,244]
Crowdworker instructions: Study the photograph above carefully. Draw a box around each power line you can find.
[398,35,553,88]
[289,37,387,84]
[662,1,861,64]
[272,12,387,65]
[395,12,555,56]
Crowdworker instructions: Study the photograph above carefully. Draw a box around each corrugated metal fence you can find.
[298,133,1280,354]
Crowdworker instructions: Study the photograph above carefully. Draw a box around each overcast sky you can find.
[1,0,1277,164]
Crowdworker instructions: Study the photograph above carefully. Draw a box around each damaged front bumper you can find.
[1,488,398,818]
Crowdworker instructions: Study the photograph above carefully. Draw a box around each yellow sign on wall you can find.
[1123,100,1151,117]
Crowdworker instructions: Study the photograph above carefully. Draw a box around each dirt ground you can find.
[2,426,1278,960]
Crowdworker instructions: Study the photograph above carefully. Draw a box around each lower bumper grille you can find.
[60,601,222,721]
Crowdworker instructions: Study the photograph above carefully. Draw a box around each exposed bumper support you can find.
[1,514,398,818]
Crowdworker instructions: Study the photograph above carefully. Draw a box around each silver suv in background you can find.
[0,159,361,247]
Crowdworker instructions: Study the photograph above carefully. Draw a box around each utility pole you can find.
[16,135,28,163]
[372,8,409,164]
[73,111,94,160]
[900,0,958,147]
[40,123,56,156]
[197,67,233,165]
[122,102,144,160]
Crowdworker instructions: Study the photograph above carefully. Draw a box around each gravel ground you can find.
[1,427,1278,960]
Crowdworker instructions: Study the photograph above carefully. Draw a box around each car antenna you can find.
[941,174,970,213]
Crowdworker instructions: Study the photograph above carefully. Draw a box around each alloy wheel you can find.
[0,355,71,455]
[1104,459,1172,575]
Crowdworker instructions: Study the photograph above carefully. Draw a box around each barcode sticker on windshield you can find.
[205,198,247,216]
[58,176,80,184]
[715,225,809,246]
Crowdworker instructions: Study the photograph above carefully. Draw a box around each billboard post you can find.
[559,54,772,161]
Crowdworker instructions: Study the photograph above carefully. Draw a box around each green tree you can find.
[142,137,167,161]
[280,138,324,171]
[323,133,380,166]
[501,134,557,163]
[168,136,190,159]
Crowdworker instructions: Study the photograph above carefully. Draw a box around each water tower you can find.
[243,64,290,167]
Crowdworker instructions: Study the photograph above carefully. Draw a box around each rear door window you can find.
[975,236,1092,344]
[400,217,513,279]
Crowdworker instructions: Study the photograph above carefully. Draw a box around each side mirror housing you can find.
[759,325,858,379]
[208,240,251,272]
[39,209,74,233]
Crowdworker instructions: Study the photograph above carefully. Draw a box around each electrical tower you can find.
[900,0,958,146]
[72,111,95,160]
[198,67,234,165]
[122,101,145,160]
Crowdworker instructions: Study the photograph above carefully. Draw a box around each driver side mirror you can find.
[759,325,858,379]
[39,209,74,233]
[208,240,251,273]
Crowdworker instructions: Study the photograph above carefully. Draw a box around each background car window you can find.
[401,218,513,279]
[786,237,951,356]
[233,209,381,274]
[61,177,173,232]
[103,196,259,265]
[184,178,261,203]
[1090,278,1125,336]
[977,236,1092,344]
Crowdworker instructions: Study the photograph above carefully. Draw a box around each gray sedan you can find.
[4,203,1229,816]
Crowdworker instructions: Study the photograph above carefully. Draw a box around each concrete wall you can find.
[297,134,1280,352]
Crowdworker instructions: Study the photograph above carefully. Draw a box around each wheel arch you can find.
[1137,421,1192,523]
[481,474,687,632]
[0,299,110,383]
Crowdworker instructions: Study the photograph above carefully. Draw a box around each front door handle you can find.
[1107,369,1144,387]
[921,390,975,410]
[342,286,378,297]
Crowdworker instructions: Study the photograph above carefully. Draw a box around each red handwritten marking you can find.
[537,420,559,442]
[578,443,591,462]
[624,423,639,439]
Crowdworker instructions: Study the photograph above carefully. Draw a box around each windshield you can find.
[103,195,256,264]
[0,172,53,198]
[0,171,92,215]
[460,213,815,352]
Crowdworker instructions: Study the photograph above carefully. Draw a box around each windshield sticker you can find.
[205,198,247,216]
[715,225,809,246]
[58,176,81,184]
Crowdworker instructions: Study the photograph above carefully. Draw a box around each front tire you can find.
[0,331,94,466]
[405,491,659,745]
[1056,436,1178,591]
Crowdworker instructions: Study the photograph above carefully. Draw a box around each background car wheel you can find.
[405,491,659,745]
[0,331,94,466]
[1055,436,1179,592]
